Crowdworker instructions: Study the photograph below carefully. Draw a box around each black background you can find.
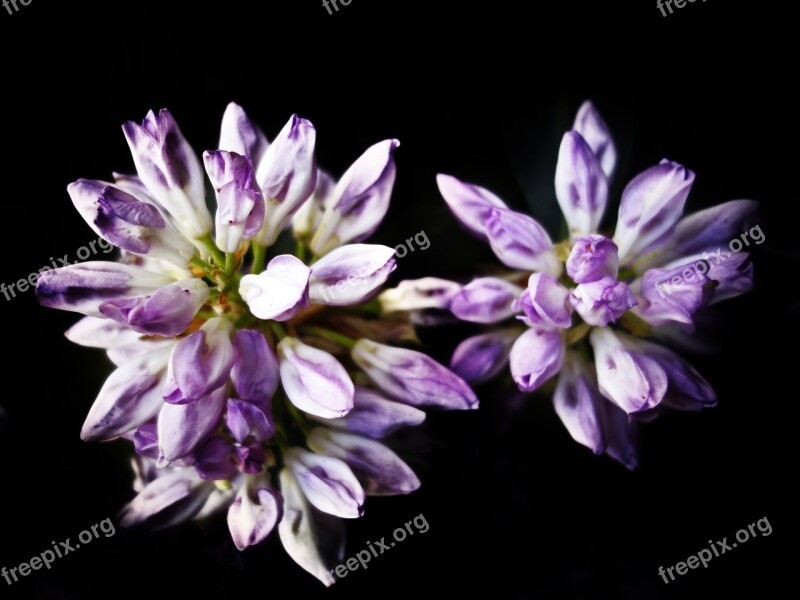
[0,1,795,598]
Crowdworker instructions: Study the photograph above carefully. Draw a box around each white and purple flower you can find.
[382,100,756,468]
[37,103,476,586]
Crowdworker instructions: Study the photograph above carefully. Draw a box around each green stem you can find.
[295,240,308,263]
[199,235,225,267]
[225,252,237,275]
[251,243,267,274]
[190,256,215,273]
[270,322,288,341]
[301,326,356,350]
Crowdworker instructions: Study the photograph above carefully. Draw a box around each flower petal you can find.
[485,207,561,275]
[230,329,279,403]
[450,328,519,385]
[285,448,365,519]
[436,174,508,238]
[218,102,269,166]
[555,131,609,237]
[309,244,397,306]
[226,399,275,444]
[157,387,226,464]
[378,277,462,312]
[240,255,311,321]
[316,386,425,438]
[449,277,523,324]
[308,428,420,496]
[565,234,619,284]
[227,476,283,551]
[636,261,713,326]
[509,328,564,392]
[119,469,213,529]
[573,100,617,178]
[278,337,354,419]
[517,272,573,329]
[570,277,637,327]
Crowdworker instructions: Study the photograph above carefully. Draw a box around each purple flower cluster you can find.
[380,101,756,469]
[37,104,476,585]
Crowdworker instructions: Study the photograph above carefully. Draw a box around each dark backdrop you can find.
[0,1,795,598]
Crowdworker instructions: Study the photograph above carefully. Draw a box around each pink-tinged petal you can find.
[509,328,564,392]
[99,278,210,337]
[255,115,317,246]
[449,277,523,324]
[309,244,397,306]
[436,174,508,238]
[555,131,609,237]
[352,339,478,410]
[218,102,269,166]
[570,277,637,327]
[230,329,279,403]
[566,234,619,283]
[450,328,520,385]
[80,345,173,442]
[590,328,668,414]
[278,469,345,587]
[157,387,226,464]
[573,100,617,178]
[517,272,573,329]
[316,386,425,438]
[239,255,311,321]
[485,207,561,275]
[308,428,420,496]
[227,476,283,550]
[311,140,400,255]
[613,160,695,264]
[285,448,365,519]
[278,337,354,419]
[122,109,212,239]
[379,277,462,312]
[163,317,236,404]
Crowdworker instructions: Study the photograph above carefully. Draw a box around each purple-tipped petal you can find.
[318,386,426,438]
[228,477,283,550]
[122,109,212,239]
[573,101,617,178]
[450,329,519,385]
[485,207,561,275]
[278,337,354,419]
[309,244,397,306]
[157,387,226,464]
[65,316,143,349]
[517,272,573,329]
[603,403,639,470]
[193,436,238,481]
[285,448,365,519]
[239,255,310,321]
[707,250,754,304]
[632,200,759,272]
[99,278,210,337]
[352,339,478,410]
[436,174,508,238]
[231,329,279,403]
[226,399,275,444]
[254,115,317,246]
[204,150,265,253]
[379,277,462,312]
[570,277,637,327]
[553,351,607,455]
[555,131,609,237]
[449,277,523,324]
[278,469,345,587]
[637,261,713,326]
[80,345,173,442]
[36,262,173,317]
[509,328,564,392]
[590,328,668,414]
[163,317,236,404]
[219,102,269,166]
[308,428,420,496]
[566,235,620,283]
[311,140,400,255]
[613,161,695,264]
